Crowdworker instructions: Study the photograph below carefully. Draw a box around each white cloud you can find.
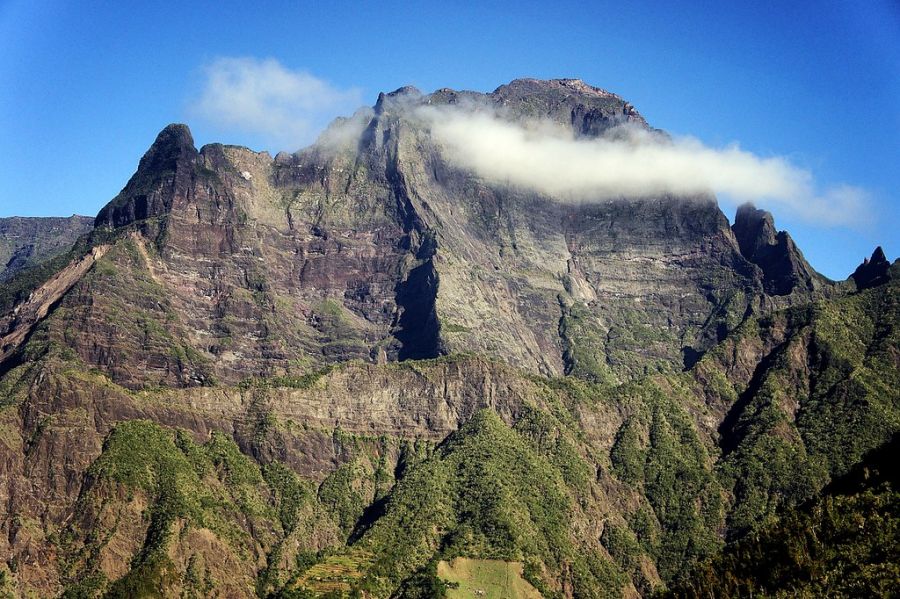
[191,57,364,151]
[417,106,870,226]
[187,66,870,226]
[314,106,375,152]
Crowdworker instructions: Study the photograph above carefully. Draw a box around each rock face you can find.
[0,78,896,599]
[0,244,110,364]
[731,202,823,295]
[851,246,892,290]
[0,215,93,281]
[13,79,823,390]
[94,124,199,228]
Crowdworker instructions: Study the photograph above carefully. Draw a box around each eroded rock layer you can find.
[6,79,825,391]
[0,79,896,598]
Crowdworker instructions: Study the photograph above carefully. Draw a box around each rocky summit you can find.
[0,79,897,598]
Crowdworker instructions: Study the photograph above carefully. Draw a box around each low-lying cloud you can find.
[188,63,869,226]
[191,57,363,150]
[419,107,869,226]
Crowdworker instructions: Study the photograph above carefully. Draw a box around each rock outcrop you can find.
[0,244,109,365]
[851,246,892,290]
[731,202,823,295]
[94,123,200,229]
[2,80,828,390]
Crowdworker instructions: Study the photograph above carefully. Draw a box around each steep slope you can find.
[695,263,899,535]
[0,79,896,599]
[664,435,900,598]
[0,271,897,597]
[0,216,94,282]
[2,79,826,392]
[852,246,892,290]
[731,203,824,295]
[1,263,895,596]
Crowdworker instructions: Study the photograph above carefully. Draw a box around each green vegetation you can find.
[609,416,644,485]
[356,409,627,599]
[0,567,17,599]
[0,250,75,314]
[606,383,724,581]
[318,462,371,537]
[513,405,592,494]
[73,423,268,596]
[439,322,470,334]
[0,221,125,314]
[3,247,898,598]
[293,550,373,595]
[601,524,651,595]
[664,436,900,598]
[715,278,900,535]
[559,300,616,383]
[56,420,342,598]
[436,558,541,599]
[239,365,335,391]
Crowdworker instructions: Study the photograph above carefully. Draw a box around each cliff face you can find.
[0,215,93,282]
[731,203,824,295]
[2,273,895,598]
[15,79,822,391]
[94,124,199,229]
[0,79,896,599]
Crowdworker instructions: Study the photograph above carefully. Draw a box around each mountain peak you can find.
[138,124,196,169]
[852,246,891,290]
[156,122,194,144]
[482,78,648,133]
[731,202,821,295]
[496,77,620,98]
[733,203,777,257]
[95,124,199,228]
[375,86,423,114]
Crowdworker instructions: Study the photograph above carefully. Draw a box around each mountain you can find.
[4,80,826,387]
[0,216,93,282]
[0,79,896,598]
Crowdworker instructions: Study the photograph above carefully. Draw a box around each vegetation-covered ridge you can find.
[662,434,900,598]
[0,262,896,598]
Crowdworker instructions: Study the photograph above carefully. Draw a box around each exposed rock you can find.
[851,246,891,290]
[94,123,199,229]
[2,81,830,391]
[731,202,823,295]
[491,78,650,132]
[0,244,110,366]
[2,78,891,599]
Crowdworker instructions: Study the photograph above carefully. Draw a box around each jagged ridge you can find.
[0,78,897,598]
[3,79,842,390]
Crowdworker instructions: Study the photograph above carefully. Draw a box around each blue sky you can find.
[1,0,898,279]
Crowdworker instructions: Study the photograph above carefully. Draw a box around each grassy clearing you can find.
[437,558,541,599]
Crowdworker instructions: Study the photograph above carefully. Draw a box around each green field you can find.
[437,558,543,599]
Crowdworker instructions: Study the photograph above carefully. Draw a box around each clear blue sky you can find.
[1,0,898,279]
